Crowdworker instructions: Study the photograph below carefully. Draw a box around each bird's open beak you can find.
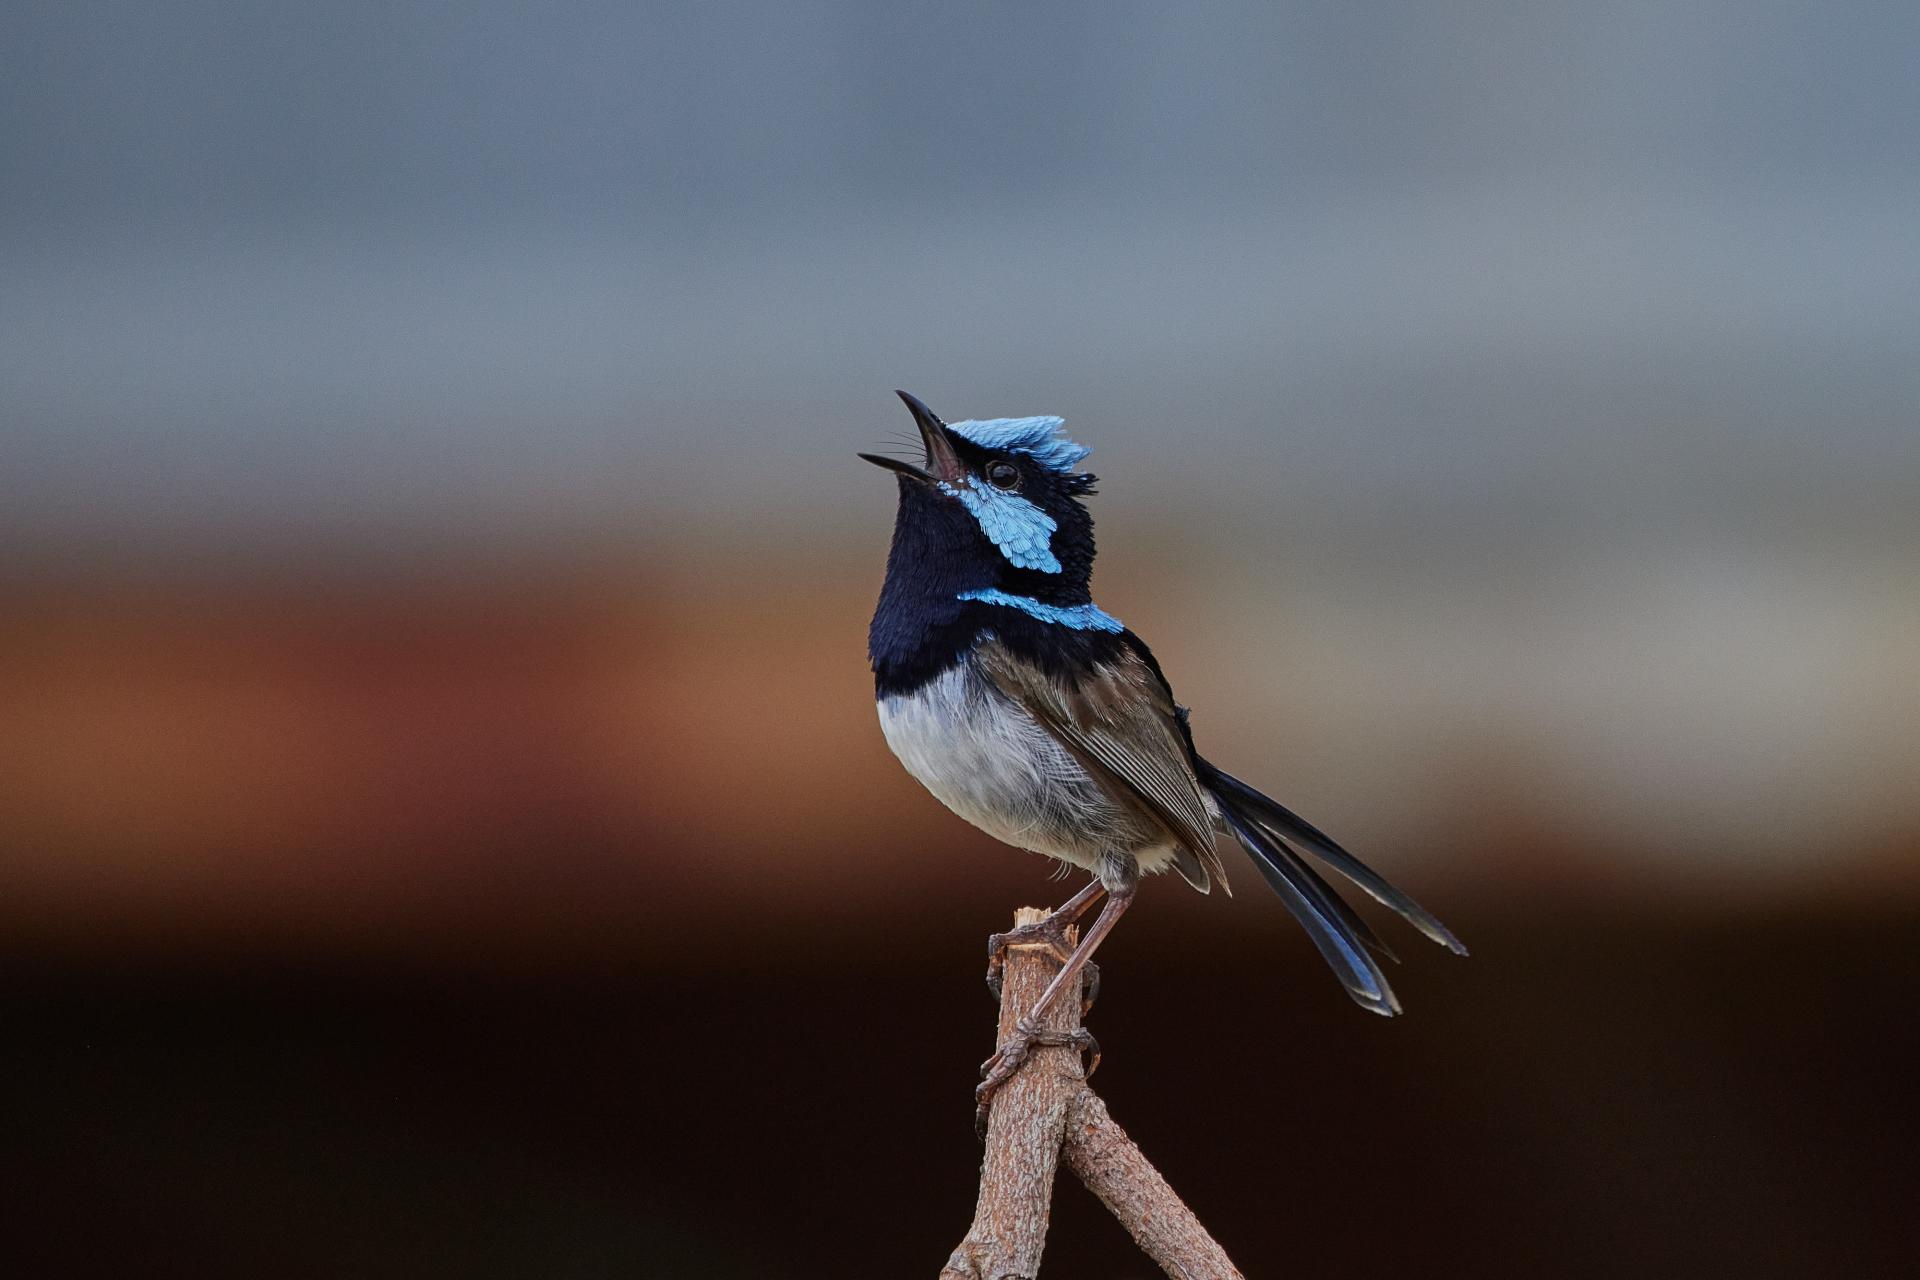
[859,390,965,484]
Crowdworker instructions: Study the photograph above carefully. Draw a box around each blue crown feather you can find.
[946,416,1091,475]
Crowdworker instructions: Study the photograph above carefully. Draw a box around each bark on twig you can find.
[940,907,1085,1280]
[940,907,1242,1279]
[1063,1090,1245,1280]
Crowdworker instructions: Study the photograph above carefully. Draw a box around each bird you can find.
[861,390,1465,1112]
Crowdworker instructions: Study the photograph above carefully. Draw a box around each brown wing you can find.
[975,637,1229,894]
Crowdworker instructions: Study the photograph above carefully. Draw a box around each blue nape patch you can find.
[958,588,1124,632]
[946,417,1090,475]
[939,481,1062,573]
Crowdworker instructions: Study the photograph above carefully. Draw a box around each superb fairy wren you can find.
[862,391,1465,1110]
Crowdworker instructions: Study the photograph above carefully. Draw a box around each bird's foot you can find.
[985,920,1102,1016]
[973,1018,1100,1135]
[1078,959,1100,1018]
[984,919,1072,1000]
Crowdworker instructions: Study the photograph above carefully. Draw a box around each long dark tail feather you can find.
[1200,758,1469,957]
[1243,831,1400,964]
[1231,802,1401,964]
[1217,804,1402,1016]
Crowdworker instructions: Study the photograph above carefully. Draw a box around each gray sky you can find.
[4,1,1916,547]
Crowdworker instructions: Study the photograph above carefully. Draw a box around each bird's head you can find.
[861,390,1100,598]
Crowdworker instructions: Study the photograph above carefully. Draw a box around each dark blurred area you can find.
[3,3,1917,1276]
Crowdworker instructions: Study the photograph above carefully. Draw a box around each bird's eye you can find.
[984,460,1021,491]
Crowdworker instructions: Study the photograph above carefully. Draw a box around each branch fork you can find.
[939,907,1244,1280]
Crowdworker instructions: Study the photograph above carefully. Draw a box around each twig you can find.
[1062,1090,1244,1280]
[940,907,1085,1280]
[940,907,1243,1279]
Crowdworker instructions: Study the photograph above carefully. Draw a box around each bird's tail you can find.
[1196,755,1467,1017]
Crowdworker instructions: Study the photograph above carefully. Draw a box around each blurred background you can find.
[3,3,1916,1275]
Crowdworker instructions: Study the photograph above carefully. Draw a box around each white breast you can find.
[876,654,1173,878]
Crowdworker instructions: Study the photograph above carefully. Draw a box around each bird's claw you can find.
[983,919,1076,1001]
[972,1018,1100,1136]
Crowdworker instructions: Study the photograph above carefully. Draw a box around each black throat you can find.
[868,477,1104,698]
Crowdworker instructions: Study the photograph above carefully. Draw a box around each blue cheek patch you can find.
[958,588,1124,632]
[938,481,1063,573]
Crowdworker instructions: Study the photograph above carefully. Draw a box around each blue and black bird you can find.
[862,391,1465,1106]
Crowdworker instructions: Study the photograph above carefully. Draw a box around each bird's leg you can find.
[984,879,1106,1000]
[976,876,1138,1121]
